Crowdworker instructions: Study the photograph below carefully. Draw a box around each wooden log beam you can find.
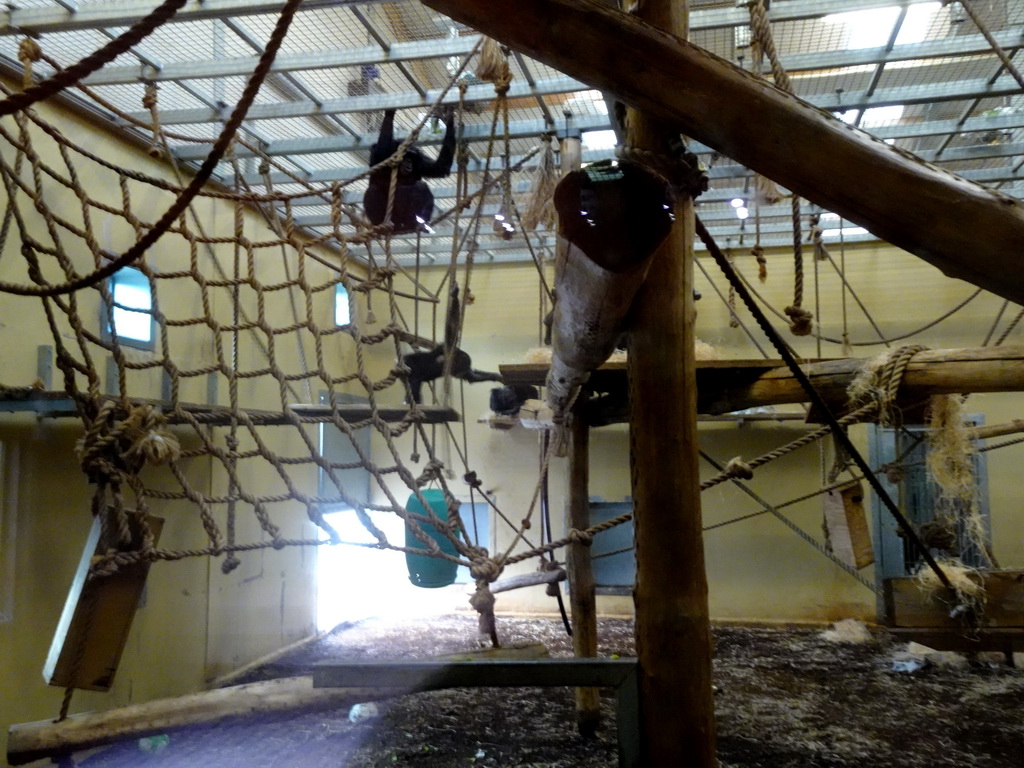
[420,0,1024,304]
[703,346,1024,415]
[490,566,566,594]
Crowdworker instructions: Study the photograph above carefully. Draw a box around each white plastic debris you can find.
[891,652,930,673]
[348,702,379,723]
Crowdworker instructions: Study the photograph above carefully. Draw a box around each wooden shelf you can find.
[500,359,829,423]
[0,391,459,426]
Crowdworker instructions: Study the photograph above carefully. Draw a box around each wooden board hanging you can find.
[823,481,874,570]
[43,513,164,692]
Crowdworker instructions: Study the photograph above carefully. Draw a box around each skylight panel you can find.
[824,3,941,50]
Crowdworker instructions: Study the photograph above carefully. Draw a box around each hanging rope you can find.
[694,213,954,592]
[749,0,812,336]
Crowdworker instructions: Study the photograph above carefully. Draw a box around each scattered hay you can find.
[522,347,552,365]
[846,348,895,418]
[926,395,991,566]
[821,619,873,644]
[695,338,722,360]
[914,557,986,608]
[926,395,976,503]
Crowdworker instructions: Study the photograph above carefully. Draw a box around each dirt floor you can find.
[79,614,1023,768]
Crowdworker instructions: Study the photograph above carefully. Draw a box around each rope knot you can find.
[724,456,754,481]
[18,37,42,89]
[752,244,768,282]
[415,458,445,487]
[470,555,504,582]
[76,402,181,484]
[464,470,483,489]
[470,581,496,608]
[784,304,814,336]
[567,528,593,546]
[141,82,158,110]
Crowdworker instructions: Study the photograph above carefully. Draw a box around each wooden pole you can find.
[556,129,601,736]
[624,2,717,766]
[420,0,1024,306]
[566,397,600,737]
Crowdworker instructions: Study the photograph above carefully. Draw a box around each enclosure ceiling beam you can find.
[372,221,883,259]
[0,0,375,34]
[76,28,1018,89]
[176,114,613,162]
[0,0,940,36]
[141,70,1024,128]
[122,75,591,125]
[171,105,1024,165]
[218,147,1024,192]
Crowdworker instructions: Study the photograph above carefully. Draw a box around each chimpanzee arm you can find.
[370,109,397,166]
[421,110,457,178]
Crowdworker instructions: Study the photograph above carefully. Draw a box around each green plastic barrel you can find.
[405,489,461,588]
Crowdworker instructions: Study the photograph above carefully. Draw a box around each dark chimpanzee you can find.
[403,282,503,404]
[363,107,457,233]
[489,384,540,416]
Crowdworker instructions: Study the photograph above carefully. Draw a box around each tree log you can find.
[7,644,550,765]
[702,346,1024,415]
[421,0,1024,305]
[490,567,566,594]
[625,2,718,765]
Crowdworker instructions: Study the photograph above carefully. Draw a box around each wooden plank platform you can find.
[0,391,459,425]
[500,359,820,423]
[884,570,1024,629]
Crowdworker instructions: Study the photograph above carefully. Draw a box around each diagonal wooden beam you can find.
[421,0,1024,304]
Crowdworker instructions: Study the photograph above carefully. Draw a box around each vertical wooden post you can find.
[558,128,599,736]
[566,397,600,736]
[626,1,717,765]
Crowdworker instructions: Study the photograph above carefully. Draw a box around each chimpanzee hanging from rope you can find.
[363,106,457,233]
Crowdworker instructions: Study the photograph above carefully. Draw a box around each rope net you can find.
[0,23,559,634]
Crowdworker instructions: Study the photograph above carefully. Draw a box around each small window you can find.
[104,267,154,348]
[335,283,351,327]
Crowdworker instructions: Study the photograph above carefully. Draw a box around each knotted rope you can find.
[17,37,41,90]
[749,0,812,336]
[76,401,181,485]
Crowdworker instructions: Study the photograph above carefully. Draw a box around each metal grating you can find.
[0,0,1019,262]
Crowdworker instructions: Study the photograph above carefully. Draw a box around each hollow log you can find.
[421,0,1024,305]
[546,161,673,412]
[7,644,549,765]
